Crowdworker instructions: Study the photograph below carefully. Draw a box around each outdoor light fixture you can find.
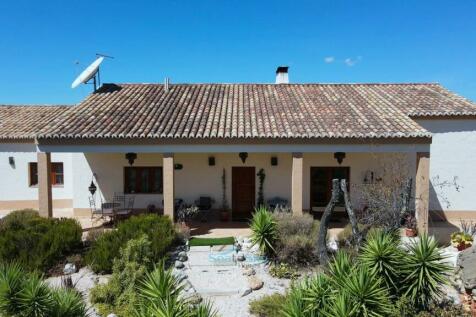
[174,164,183,170]
[271,156,278,166]
[334,152,346,165]
[125,152,137,166]
[208,156,215,166]
[239,152,248,164]
[88,180,97,196]
[8,156,14,167]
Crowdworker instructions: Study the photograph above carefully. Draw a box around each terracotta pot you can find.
[457,244,470,252]
[220,211,230,222]
[405,228,417,237]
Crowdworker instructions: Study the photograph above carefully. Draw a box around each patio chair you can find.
[195,196,213,222]
[116,196,134,217]
[89,196,103,221]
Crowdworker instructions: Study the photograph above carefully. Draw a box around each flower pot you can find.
[405,228,417,237]
[220,211,230,222]
[457,244,470,252]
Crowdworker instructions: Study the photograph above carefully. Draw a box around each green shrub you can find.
[249,293,286,317]
[273,213,319,265]
[415,299,470,317]
[85,214,175,273]
[0,210,82,271]
[269,263,299,280]
[250,206,277,256]
[0,262,87,317]
[90,235,153,317]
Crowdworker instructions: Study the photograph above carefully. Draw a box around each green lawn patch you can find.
[189,236,235,247]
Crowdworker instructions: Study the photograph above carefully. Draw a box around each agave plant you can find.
[401,234,450,310]
[359,229,402,294]
[250,206,277,255]
[327,250,353,288]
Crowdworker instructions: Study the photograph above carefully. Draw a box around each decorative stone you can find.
[248,276,264,290]
[178,251,187,257]
[178,254,188,262]
[236,252,245,262]
[173,271,188,283]
[458,246,476,289]
[183,280,193,291]
[107,314,118,317]
[175,260,185,269]
[63,263,77,275]
[242,267,256,276]
[240,287,252,297]
[191,293,203,305]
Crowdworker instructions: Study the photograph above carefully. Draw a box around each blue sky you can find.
[0,0,475,104]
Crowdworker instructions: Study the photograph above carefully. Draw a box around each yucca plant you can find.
[134,261,219,317]
[401,234,450,310]
[302,274,332,315]
[17,274,54,317]
[0,262,25,315]
[359,229,402,294]
[281,281,310,317]
[327,250,353,289]
[321,292,357,317]
[250,206,277,256]
[332,265,392,317]
[50,287,88,317]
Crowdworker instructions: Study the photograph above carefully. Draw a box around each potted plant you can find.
[451,231,473,251]
[404,214,418,237]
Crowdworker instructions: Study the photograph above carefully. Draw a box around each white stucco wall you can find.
[0,143,73,213]
[417,119,476,211]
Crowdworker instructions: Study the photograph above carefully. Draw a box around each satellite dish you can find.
[71,56,104,89]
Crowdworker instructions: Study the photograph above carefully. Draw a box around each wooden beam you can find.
[37,152,52,218]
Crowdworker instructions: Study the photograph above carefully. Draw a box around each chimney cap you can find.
[276,66,289,74]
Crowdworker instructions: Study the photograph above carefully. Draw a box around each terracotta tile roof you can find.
[0,105,71,140]
[35,83,476,140]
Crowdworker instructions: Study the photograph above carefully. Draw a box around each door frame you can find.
[232,166,256,220]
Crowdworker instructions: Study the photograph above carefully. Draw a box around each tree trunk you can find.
[340,179,361,246]
[317,179,340,265]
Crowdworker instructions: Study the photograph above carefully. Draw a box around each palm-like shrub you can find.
[332,265,392,317]
[401,234,450,310]
[0,262,87,317]
[360,229,402,294]
[135,261,218,317]
[250,206,277,255]
[281,281,309,317]
[302,274,332,315]
[50,288,88,317]
[321,293,357,317]
[327,250,353,286]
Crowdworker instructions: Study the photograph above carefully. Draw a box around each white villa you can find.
[1,67,476,232]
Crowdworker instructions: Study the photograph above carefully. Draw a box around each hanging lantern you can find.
[239,152,248,164]
[125,152,137,166]
[334,152,346,165]
[88,180,97,196]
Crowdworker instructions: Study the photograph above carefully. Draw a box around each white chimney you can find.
[275,66,289,84]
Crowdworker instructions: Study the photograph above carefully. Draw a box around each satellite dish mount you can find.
[71,53,114,91]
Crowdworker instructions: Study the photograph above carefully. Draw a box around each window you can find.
[310,167,350,207]
[29,162,64,186]
[124,167,163,194]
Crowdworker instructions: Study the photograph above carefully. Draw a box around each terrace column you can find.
[163,153,175,221]
[37,152,52,218]
[415,152,430,234]
[291,152,303,215]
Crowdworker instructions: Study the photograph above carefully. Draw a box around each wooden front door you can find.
[232,167,255,220]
